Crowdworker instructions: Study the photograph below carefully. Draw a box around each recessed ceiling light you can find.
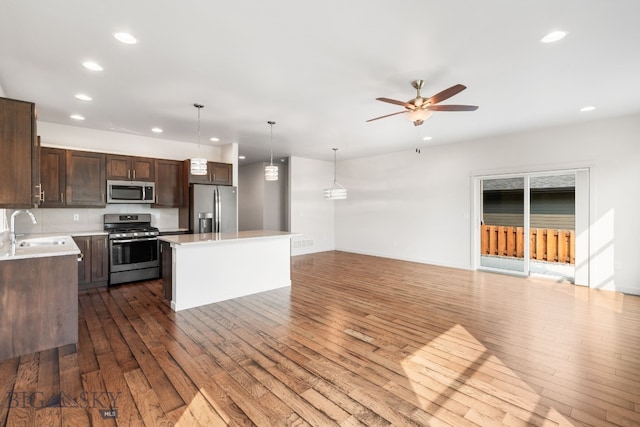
[210,137,220,142]
[541,30,568,43]
[75,93,92,101]
[580,105,596,112]
[238,155,246,160]
[151,127,163,133]
[114,32,137,44]
[423,136,433,141]
[82,61,103,71]
[70,114,85,121]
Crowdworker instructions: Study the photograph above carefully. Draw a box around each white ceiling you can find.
[1,1,639,164]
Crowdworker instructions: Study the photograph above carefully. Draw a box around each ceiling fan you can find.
[367,80,478,126]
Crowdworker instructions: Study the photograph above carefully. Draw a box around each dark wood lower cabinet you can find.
[160,240,173,301]
[0,255,78,360]
[73,234,109,290]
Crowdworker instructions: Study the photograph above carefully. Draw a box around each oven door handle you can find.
[110,237,158,244]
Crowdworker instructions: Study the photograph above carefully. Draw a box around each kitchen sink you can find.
[18,238,67,247]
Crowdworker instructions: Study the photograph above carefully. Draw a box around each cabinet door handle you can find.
[61,192,64,204]
[133,170,136,179]
[34,184,43,202]
[128,169,131,179]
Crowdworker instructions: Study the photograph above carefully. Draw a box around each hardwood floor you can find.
[1,251,639,426]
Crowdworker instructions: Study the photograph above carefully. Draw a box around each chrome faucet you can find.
[9,209,37,244]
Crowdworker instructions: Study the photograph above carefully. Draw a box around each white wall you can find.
[264,162,288,231]
[238,162,288,231]
[38,121,228,164]
[238,162,266,231]
[334,113,640,295]
[289,156,336,255]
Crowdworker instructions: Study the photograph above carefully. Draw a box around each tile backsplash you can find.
[5,205,180,237]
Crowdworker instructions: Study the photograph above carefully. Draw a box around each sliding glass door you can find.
[480,177,526,274]
[528,174,575,280]
[477,170,586,282]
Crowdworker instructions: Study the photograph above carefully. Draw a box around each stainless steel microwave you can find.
[107,180,155,204]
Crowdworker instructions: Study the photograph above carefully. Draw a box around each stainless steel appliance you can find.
[190,185,238,233]
[104,213,160,285]
[107,180,155,204]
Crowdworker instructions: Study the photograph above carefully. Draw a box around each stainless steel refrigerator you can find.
[190,185,238,233]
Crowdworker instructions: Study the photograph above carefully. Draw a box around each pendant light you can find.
[324,148,347,200]
[190,103,207,175]
[264,121,278,181]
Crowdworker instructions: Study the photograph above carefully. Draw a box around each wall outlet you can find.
[73,214,79,221]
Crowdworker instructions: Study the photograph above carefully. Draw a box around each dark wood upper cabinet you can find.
[106,154,155,181]
[184,160,233,186]
[154,159,184,207]
[66,150,106,206]
[40,147,66,207]
[210,162,232,185]
[0,97,39,207]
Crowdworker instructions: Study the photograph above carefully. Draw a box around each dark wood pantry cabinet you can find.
[0,97,40,207]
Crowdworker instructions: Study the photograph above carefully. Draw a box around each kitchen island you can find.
[158,230,299,311]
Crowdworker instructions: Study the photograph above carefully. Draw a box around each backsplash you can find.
[5,205,180,237]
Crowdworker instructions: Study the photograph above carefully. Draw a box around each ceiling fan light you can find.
[406,109,433,122]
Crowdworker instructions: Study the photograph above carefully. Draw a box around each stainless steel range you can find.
[104,213,160,285]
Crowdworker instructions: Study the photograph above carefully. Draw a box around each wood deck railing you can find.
[480,224,575,264]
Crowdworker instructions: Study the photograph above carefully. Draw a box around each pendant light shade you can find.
[190,103,208,175]
[265,121,278,181]
[324,148,347,200]
[190,157,207,175]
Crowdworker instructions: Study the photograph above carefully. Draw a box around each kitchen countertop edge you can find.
[159,230,300,246]
[0,234,81,261]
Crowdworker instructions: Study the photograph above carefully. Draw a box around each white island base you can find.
[159,230,298,311]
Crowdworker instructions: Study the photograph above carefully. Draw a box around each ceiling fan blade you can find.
[428,84,467,105]
[429,105,478,111]
[366,110,407,122]
[376,97,414,109]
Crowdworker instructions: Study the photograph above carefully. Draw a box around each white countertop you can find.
[70,230,108,236]
[0,234,81,261]
[159,230,299,246]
